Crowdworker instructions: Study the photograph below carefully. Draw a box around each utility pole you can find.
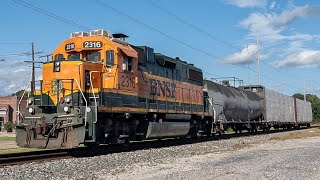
[304,80,306,102]
[256,32,261,85]
[31,42,35,94]
[18,43,43,95]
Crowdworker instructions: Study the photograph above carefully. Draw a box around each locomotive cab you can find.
[16,29,213,149]
[16,29,139,148]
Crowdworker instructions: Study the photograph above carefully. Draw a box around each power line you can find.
[145,0,242,51]
[11,0,92,31]
[144,0,287,85]
[0,42,30,45]
[11,0,288,88]
[96,0,218,59]
[11,0,256,77]
[0,53,29,57]
[95,0,257,75]
[144,0,312,90]
[39,54,52,62]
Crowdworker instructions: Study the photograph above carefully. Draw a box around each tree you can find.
[293,93,320,121]
[4,122,15,132]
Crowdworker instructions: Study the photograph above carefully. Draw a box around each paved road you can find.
[106,136,320,180]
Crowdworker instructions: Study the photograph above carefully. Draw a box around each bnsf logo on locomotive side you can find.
[149,79,176,98]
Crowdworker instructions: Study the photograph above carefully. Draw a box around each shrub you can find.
[4,121,15,132]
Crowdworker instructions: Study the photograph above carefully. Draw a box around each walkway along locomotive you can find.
[16,29,313,149]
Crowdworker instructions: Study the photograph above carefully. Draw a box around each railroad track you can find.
[0,126,317,167]
[0,149,76,167]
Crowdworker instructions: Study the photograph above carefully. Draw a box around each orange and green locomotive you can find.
[16,29,213,148]
[16,29,313,149]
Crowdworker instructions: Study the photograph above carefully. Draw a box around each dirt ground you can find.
[101,128,320,180]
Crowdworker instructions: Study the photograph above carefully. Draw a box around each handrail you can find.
[17,82,31,125]
[74,79,88,126]
[90,71,100,124]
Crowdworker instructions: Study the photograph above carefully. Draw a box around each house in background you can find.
[0,96,27,132]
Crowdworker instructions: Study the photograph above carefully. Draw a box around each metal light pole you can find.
[256,33,261,85]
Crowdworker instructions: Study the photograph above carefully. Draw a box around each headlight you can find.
[63,106,69,112]
[65,96,72,103]
[28,107,34,114]
[27,98,33,105]
[86,107,91,112]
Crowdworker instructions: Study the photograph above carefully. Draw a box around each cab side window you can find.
[106,50,114,67]
[54,54,64,60]
[122,56,132,71]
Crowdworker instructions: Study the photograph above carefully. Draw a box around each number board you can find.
[65,43,75,51]
[120,75,135,88]
[83,41,102,49]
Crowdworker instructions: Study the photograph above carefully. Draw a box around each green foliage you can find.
[226,127,235,134]
[4,121,15,132]
[10,90,29,98]
[293,93,320,121]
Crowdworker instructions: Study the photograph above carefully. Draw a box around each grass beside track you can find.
[231,127,320,151]
[0,136,54,154]
[0,136,16,141]
[0,148,50,155]
[269,127,320,141]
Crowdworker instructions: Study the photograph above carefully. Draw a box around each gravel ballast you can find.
[1,128,319,180]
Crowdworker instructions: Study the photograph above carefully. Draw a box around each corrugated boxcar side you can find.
[265,89,295,123]
[295,98,313,123]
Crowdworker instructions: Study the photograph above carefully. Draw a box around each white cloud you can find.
[273,6,320,27]
[223,44,260,64]
[269,1,276,9]
[240,12,284,42]
[0,60,35,95]
[14,68,28,73]
[225,0,267,8]
[273,50,320,68]
[240,5,320,43]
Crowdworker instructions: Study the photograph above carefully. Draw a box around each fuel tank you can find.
[203,80,263,123]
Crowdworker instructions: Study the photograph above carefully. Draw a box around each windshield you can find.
[68,53,80,60]
[86,51,101,62]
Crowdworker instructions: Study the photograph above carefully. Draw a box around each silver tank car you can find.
[203,80,263,123]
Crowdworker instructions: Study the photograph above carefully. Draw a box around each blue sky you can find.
[0,0,320,96]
